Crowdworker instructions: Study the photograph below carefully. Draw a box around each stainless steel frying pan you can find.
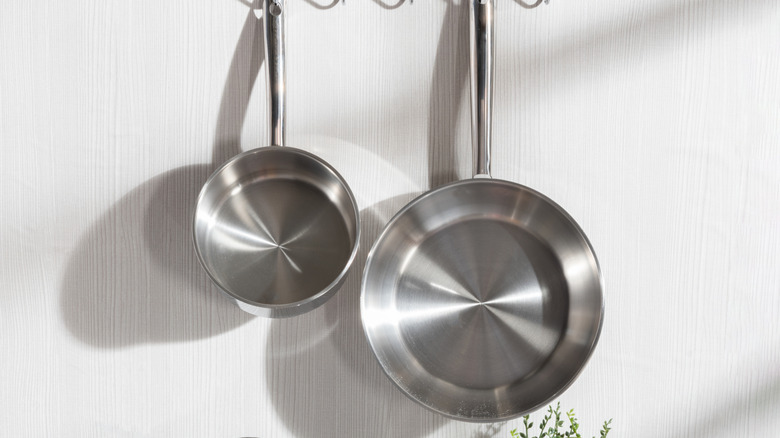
[193,0,359,318]
[360,0,603,421]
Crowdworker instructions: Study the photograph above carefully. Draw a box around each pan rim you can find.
[192,145,361,316]
[360,177,604,421]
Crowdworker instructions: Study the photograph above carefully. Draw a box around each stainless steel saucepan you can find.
[361,0,603,421]
[193,0,359,318]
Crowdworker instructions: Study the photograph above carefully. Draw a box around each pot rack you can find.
[300,0,552,9]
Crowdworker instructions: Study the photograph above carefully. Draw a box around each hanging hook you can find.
[342,0,414,5]
[515,0,549,8]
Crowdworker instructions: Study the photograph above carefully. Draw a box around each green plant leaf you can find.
[512,405,611,438]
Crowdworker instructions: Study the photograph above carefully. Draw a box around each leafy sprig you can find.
[510,403,612,438]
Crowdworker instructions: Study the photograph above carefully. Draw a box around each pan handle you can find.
[264,0,286,147]
[469,0,494,178]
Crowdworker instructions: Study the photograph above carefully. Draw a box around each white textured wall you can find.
[1,0,779,436]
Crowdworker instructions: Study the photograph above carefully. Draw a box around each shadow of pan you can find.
[59,165,255,348]
[59,8,263,348]
[427,0,469,189]
[265,195,448,438]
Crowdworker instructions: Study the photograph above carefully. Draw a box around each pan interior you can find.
[361,179,602,420]
[396,218,568,390]
[195,148,357,306]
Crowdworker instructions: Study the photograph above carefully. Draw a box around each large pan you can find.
[193,0,359,318]
[360,0,603,421]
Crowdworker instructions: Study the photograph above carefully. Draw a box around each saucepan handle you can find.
[470,0,494,178]
[264,0,286,147]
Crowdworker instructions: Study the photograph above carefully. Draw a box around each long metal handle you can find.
[264,0,286,147]
[469,0,494,178]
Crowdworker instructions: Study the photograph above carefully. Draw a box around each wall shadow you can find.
[59,8,263,348]
[509,0,777,109]
[666,373,780,438]
[427,0,469,189]
[265,194,448,438]
[471,422,507,438]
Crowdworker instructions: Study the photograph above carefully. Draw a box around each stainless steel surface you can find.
[361,0,603,421]
[470,0,493,178]
[265,0,285,147]
[193,0,359,318]
[362,180,602,421]
[194,147,359,318]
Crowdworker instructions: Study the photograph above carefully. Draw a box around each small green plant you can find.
[509,403,612,438]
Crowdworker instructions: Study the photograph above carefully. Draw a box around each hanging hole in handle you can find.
[270,0,283,15]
